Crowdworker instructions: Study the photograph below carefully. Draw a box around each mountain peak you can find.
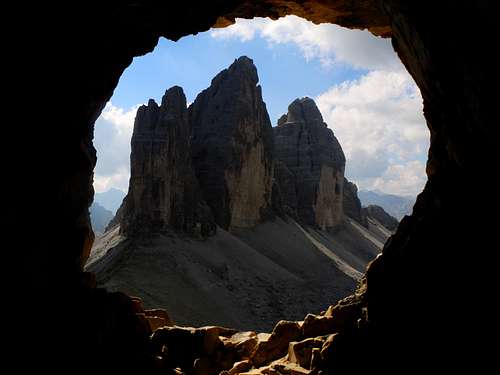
[285,97,324,125]
[161,85,186,109]
[160,86,187,121]
[190,56,273,230]
[273,96,345,229]
[209,56,259,87]
[228,56,258,84]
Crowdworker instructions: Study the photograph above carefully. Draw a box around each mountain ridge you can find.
[89,56,394,330]
[358,189,415,219]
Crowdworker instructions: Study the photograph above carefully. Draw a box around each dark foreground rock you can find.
[143,295,363,375]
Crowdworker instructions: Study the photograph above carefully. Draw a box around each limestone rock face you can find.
[120,86,215,237]
[273,98,345,229]
[342,178,368,227]
[363,204,399,231]
[190,56,274,230]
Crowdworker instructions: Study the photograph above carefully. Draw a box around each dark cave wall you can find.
[351,1,495,370]
[371,0,494,325]
[19,0,495,371]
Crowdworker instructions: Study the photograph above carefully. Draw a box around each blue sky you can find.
[110,32,367,124]
[94,16,429,197]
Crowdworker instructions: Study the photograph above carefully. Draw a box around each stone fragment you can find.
[220,360,253,375]
[227,331,259,358]
[251,320,302,367]
[287,338,325,369]
[144,308,174,327]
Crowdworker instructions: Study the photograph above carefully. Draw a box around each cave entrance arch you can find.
[26,1,494,372]
[88,16,427,332]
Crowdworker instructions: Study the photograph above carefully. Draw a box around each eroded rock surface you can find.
[190,56,274,230]
[342,178,368,227]
[274,98,345,230]
[145,296,363,375]
[119,86,215,237]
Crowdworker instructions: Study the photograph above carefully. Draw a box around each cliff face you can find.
[273,98,345,230]
[342,178,368,227]
[190,57,274,230]
[120,86,215,237]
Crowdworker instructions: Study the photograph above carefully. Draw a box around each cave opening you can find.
[87,16,429,333]
[20,1,494,373]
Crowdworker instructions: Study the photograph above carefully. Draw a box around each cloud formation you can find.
[94,17,429,198]
[213,16,429,196]
[211,16,400,70]
[93,102,139,193]
[316,70,428,196]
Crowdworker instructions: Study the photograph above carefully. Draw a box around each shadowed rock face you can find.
[342,178,367,227]
[274,98,345,230]
[190,56,274,230]
[119,86,215,237]
[362,204,398,231]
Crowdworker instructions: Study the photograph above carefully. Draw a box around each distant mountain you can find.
[89,202,114,234]
[358,190,415,220]
[94,188,126,214]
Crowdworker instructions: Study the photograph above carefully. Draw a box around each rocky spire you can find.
[119,86,215,237]
[189,56,274,230]
[273,97,346,230]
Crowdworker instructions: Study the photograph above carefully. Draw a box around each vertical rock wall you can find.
[120,86,215,237]
[190,57,274,230]
[273,98,346,230]
[342,177,368,226]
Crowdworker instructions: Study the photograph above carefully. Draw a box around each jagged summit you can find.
[210,56,259,88]
[273,96,346,229]
[119,85,215,237]
[160,85,187,113]
[285,97,325,124]
[190,56,273,230]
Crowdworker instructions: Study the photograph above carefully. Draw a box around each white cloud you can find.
[211,16,400,70]
[316,70,429,196]
[94,19,427,198]
[370,161,427,197]
[93,166,130,194]
[93,102,139,193]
